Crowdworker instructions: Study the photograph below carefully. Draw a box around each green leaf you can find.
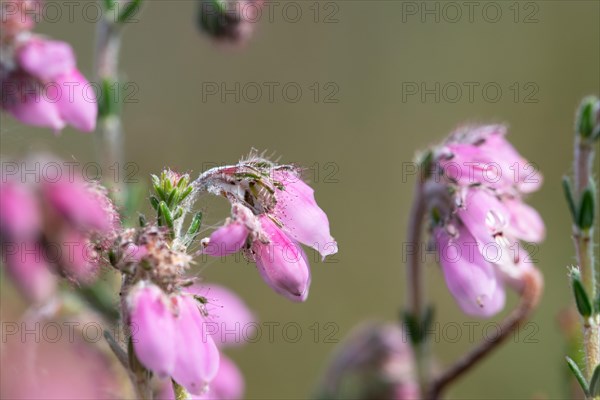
[149,195,159,210]
[576,96,598,139]
[577,187,595,230]
[566,356,590,396]
[187,212,203,236]
[590,364,600,397]
[138,213,147,227]
[572,276,592,318]
[159,201,174,231]
[401,306,434,346]
[167,188,177,207]
[117,0,142,23]
[562,176,577,222]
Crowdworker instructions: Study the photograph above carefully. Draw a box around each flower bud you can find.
[575,95,600,140]
[316,322,419,400]
[197,0,263,44]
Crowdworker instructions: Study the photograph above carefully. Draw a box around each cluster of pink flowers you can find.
[1,0,97,132]
[113,224,252,397]
[0,158,118,301]
[197,157,338,302]
[428,125,545,317]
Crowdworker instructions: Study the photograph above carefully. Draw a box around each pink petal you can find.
[129,283,177,377]
[172,295,221,395]
[55,70,97,132]
[252,216,311,302]
[42,176,111,233]
[272,170,337,259]
[5,82,66,132]
[2,240,56,302]
[57,229,99,283]
[17,38,75,80]
[0,181,41,239]
[187,284,256,347]
[504,198,545,243]
[197,355,245,400]
[435,226,504,317]
[203,222,248,257]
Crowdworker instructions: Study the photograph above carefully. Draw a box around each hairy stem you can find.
[405,175,429,396]
[428,268,544,399]
[94,16,125,204]
[573,136,599,382]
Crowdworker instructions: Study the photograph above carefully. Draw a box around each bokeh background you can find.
[1,1,599,398]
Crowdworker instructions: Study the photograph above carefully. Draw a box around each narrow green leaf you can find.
[118,0,142,23]
[572,277,593,318]
[401,306,434,346]
[590,364,600,397]
[179,186,193,203]
[159,202,174,231]
[576,96,598,139]
[187,212,203,236]
[577,187,595,230]
[562,176,577,222]
[566,357,590,396]
[138,213,147,227]
[167,188,177,207]
[149,196,159,210]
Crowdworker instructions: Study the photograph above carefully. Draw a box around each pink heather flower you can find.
[1,37,97,133]
[438,125,542,193]
[171,295,221,395]
[188,283,257,347]
[0,180,40,238]
[252,215,311,302]
[202,222,249,256]
[129,283,177,377]
[127,282,220,396]
[272,169,337,258]
[427,125,544,317]
[158,355,245,400]
[197,156,336,301]
[2,239,56,302]
[42,175,115,234]
[0,159,118,298]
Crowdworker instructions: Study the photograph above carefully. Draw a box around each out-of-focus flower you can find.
[0,0,40,36]
[1,31,97,132]
[0,159,118,300]
[426,125,544,317]
[197,0,264,45]
[315,321,420,400]
[196,155,337,302]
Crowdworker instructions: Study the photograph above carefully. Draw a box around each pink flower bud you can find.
[202,222,248,256]
[252,216,311,302]
[17,39,75,80]
[129,283,177,377]
[272,170,338,259]
[171,295,220,395]
[316,322,420,399]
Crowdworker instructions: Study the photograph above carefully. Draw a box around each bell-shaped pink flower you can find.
[202,222,248,256]
[188,283,256,347]
[3,38,97,133]
[272,170,337,258]
[252,215,311,302]
[42,176,113,233]
[171,295,221,395]
[435,226,505,317]
[2,240,56,302]
[128,283,177,377]
[503,198,545,243]
[440,125,542,193]
[158,355,244,400]
[0,180,41,239]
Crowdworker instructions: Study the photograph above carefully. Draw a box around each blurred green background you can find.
[1,1,599,398]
